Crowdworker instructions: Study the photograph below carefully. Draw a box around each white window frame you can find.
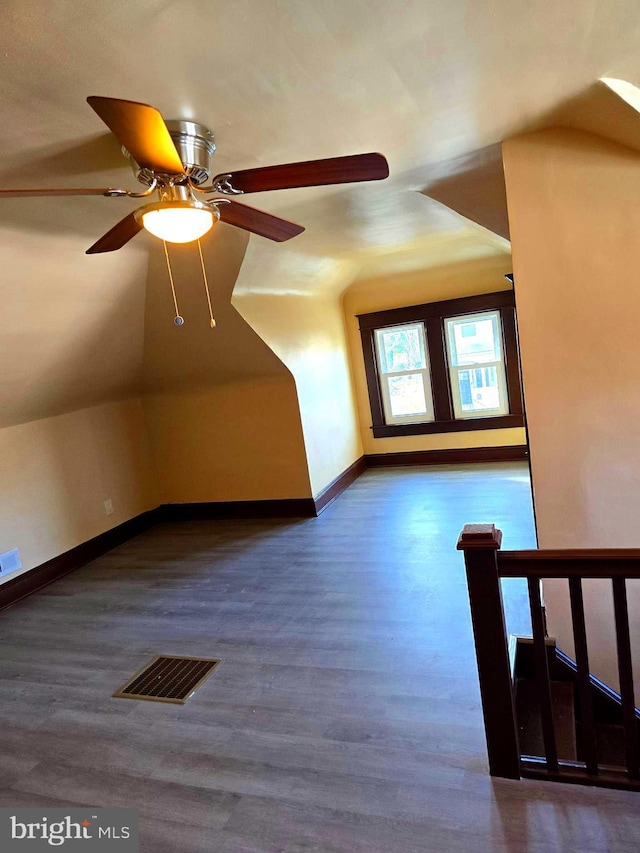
[374,322,435,425]
[445,311,509,419]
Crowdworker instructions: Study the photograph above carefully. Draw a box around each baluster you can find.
[527,576,558,770]
[611,577,640,779]
[457,524,520,779]
[568,577,598,774]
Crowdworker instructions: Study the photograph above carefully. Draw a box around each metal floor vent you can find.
[113,655,220,704]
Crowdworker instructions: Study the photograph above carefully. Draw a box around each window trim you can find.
[357,290,524,439]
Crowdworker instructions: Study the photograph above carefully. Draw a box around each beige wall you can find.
[343,254,527,455]
[142,226,313,502]
[0,398,159,581]
[503,127,640,694]
[143,379,311,503]
[233,242,362,496]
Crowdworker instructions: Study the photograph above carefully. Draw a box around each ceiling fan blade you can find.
[214,153,389,194]
[86,211,143,254]
[215,200,304,242]
[87,96,185,176]
[0,187,121,198]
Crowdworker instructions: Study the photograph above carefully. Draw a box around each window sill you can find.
[371,414,525,438]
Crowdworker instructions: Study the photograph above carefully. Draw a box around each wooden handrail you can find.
[499,551,640,579]
[501,549,640,560]
[458,523,640,789]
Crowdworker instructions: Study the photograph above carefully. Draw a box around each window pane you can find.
[374,322,434,425]
[447,314,501,366]
[445,311,509,419]
[375,324,426,374]
[386,373,428,417]
[456,365,502,413]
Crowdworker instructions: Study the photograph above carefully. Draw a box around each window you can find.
[358,291,524,438]
[445,311,508,418]
[374,323,434,424]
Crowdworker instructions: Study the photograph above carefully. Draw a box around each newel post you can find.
[457,523,520,779]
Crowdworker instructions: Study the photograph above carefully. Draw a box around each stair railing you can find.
[458,523,640,790]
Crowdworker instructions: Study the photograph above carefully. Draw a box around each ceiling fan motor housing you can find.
[124,119,216,186]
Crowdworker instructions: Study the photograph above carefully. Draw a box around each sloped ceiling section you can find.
[420,145,510,241]
[541,77,640,155]
[419,79,640,243]
[0,228,148,429]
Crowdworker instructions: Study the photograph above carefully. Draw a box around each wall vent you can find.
[0,549,21,575]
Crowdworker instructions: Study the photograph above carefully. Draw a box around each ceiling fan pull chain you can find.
[197,239,216,328]
[162,240,184,326]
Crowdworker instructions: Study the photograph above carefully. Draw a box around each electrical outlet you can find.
[0,549,22,576]
[104,499,114,516]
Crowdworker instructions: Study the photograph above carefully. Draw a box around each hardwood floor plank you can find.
[11,763,240,829]
[221,792,590,853]
[149,749,402,817]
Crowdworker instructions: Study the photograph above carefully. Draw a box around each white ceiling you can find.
[2,0,640,254]
[2,0,640,424]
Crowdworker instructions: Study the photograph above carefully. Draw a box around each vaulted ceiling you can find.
[2,0,640,425]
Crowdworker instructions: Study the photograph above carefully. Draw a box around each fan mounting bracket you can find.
[209,174,244,195]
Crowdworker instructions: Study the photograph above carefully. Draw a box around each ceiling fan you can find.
[0,96,390,254]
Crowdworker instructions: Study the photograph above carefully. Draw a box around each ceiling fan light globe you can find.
[141,206,214,243]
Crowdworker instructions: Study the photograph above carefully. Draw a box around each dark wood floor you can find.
[1,463,639,851]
